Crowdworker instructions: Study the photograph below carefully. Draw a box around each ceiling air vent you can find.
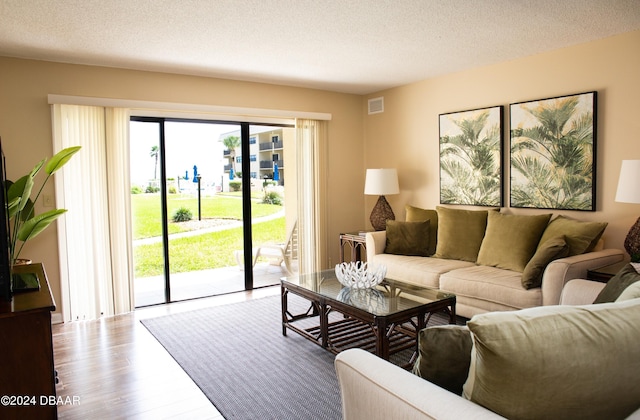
[368,97,384,115]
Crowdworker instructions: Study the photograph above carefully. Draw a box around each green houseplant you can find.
[6,146,81,267]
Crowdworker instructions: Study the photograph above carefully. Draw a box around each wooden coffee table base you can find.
[281,282,456,368]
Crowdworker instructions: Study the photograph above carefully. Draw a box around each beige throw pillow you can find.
[463,300,640,420]
[476,212,551,272]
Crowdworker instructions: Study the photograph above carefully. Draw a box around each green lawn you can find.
[132,193,283,239]
[132,193,286,277]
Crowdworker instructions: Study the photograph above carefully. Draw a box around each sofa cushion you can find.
[440,265,541,312]
[521,236,570,289]
[434,206,492,263]
[594,263,640,303]
[538,215,607,256]
[412,325,472,396]
[462,300,640,420]
[405,205,438,256]
[371,254,474,289]
[476,212,551,272]
[617,281,640,301]
[384,220,430,257]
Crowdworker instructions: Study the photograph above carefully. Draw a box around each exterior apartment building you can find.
[220,126,289,188]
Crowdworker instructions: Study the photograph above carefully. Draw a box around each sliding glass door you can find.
[130,118,295,306]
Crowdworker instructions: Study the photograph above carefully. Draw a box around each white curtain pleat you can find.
[52,104,132,321]
[105,108,134,314]
[295,119,328,274]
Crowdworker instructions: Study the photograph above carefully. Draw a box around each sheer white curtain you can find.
[52,104,132,321]
[295,119,327,274]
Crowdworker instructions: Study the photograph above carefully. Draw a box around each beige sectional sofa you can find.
[335,274,640,420]
[366,205,625,318]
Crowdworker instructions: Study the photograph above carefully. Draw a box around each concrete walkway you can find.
[134,209,285,245]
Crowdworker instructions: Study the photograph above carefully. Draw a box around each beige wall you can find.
[0,58,364,313]
[363,30,640,256]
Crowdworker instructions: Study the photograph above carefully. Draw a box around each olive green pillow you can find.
[463,300,640,420]
[412,325,472,396]
[405,205,438,256]
[538,215,608,256]
[521,236,569,289]
[594,264,640,303]
[476,212,552,272]
[434,206,492,262]
[384,220,430,257]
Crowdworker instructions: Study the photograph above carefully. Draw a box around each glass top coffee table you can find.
[281,269,456,367]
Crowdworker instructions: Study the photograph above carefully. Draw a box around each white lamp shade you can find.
[364,168,399,195]
[615,160,640,204]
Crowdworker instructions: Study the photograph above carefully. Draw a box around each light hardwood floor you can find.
[52,286,280,419]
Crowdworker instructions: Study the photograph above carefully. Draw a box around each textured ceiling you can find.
[1,0,639,94]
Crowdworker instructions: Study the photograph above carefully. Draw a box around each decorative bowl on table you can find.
[334,261,386,289]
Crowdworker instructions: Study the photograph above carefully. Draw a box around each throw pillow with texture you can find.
[463,300,640,420]
[412,325,472,396]
[476,212,551,272]
[384,220,430,256]
[434,206,493,263]
[538,215,607,256]
[594,263,640,303]
[405,205,438,256]
[521,236,569,289]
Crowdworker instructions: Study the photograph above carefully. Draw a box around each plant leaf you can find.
[45,146,81,175]
[7,174,34,212]
[16,209,67,242]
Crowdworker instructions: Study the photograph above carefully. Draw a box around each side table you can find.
[587,261,628,283]
[339,232,368,263]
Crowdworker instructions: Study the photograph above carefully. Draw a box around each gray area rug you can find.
[142,295,342,420]
[142,294,460,419]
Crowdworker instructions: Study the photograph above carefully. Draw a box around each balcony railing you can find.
[259,141,284,150]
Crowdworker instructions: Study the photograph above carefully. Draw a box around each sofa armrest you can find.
[365,231,387,261]
[560,279,607,305]
[541,248,624,306]
[335,348,505,420]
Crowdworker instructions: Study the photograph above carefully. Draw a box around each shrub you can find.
[168,185,177,194]
[229,181,242,192]
[172,207,193,222]
[131,185,143,194]
[262,191,283,205]
[145,185,160,193]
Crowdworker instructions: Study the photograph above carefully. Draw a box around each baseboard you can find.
[51,312,64,324]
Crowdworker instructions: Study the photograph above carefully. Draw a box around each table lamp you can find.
[615,159,640,262]
[364,168,399,231]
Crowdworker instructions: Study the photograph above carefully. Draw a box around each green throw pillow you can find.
[405,205,438,256]
[538,215,607,256]
[412,325,472,396]
[476,212,551,272]
[384,220,430,257]
[463,300,640,420]
[434,206,493,262]
[521,236,569,289]
[594,264,640,303]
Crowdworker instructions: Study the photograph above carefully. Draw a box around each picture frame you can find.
[439,105,504,206]
[510,91,597,211]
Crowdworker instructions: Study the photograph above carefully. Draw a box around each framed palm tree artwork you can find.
[510,91,597,211]
[439,105,504,206]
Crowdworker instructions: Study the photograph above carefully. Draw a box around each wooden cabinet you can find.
[0,263,57,419]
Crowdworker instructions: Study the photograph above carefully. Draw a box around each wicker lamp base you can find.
[625,216,640,262]
[370,195,395,231]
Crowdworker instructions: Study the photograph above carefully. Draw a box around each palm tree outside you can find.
[222,135,241,177]
[150,145,159,179]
